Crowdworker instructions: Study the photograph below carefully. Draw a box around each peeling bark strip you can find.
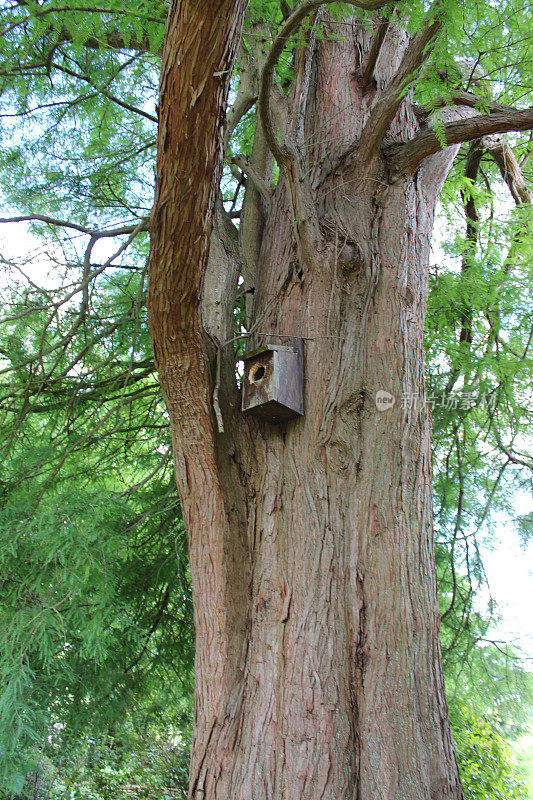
[148,2,533,798]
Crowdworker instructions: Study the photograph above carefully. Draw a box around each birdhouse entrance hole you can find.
[251,363,266,382]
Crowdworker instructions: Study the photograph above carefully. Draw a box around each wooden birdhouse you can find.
[242,341,304,423]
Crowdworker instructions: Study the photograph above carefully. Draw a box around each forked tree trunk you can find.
[149,5,466,799]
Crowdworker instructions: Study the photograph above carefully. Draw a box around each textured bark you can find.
[214,21,463,798]
[148,5,530,799]
[147,0,250,794]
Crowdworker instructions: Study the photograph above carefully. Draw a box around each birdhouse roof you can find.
[244,343,298,360]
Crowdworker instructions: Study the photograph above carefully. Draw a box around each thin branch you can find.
[125,584,172,672]
[224,47,258,148]
[0,219,148,377]
[2,2,164,54]
[52,61,158,123]
[387,107,533,178]
[225,94,257,147]
[7,2,164,27]
[440,432,464,624]
[416,89,517,119]
[489,418,533,471]
[57,26,158,54]
[232,155,272,201]
[445,140,483,393]
[480,137,532,359]
[0,360,155,406]
[281,0,292,19]
[519,132,533,169]
[0,214,149,237]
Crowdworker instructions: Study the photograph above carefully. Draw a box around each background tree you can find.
[0,0,531,798]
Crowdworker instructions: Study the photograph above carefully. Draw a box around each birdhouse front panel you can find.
[242,343,304,423]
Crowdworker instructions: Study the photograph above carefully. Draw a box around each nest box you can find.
[242,341,304,423]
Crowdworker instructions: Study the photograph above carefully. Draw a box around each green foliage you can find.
[0,1,195,789]
[426,138,533,688]
[517,511,533,546]
[424,116,533,796]
[6,705,192,800]
[0,0,161,230]
[0,265,194,786]
[451,707,528,800]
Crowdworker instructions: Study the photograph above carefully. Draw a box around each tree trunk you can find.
[149,7,466,800]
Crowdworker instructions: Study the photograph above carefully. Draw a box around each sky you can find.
[479,493,533,662]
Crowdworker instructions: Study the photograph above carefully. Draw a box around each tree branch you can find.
[258,0,393,272]
[3,2,164,55]
[53,61,158,122]
[58,26,160,55]
[356,6,443,164]
[359,19,389,94]
[484,135,533,205]
[232,155,272,201]
[387,108,533,179]
[225,94,258,147]
[480,137,532,361]
[224,46,258,148]
[148,4,251,781]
